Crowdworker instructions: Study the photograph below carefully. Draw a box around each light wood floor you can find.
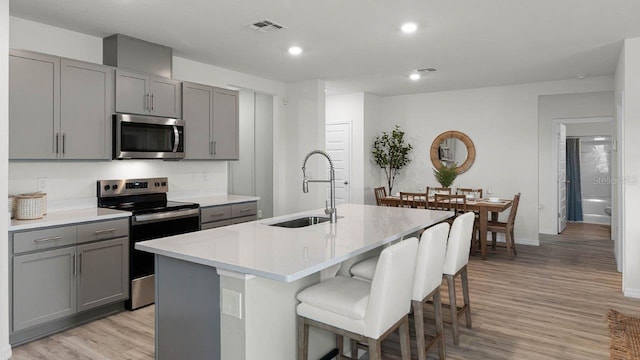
[11,223,640,360]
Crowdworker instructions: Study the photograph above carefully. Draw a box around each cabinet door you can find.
[212,88,239,160]
[9,50,60,159]
[13,247,76,331]
[115,69,149,115]
[61,59,114,159]
[77,237,129,312]
[150,76,181,118]
[183,82,213,159]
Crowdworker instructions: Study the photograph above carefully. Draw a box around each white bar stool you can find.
[412,222,450,360]
[442,212,475,345]
[296,238,419,360]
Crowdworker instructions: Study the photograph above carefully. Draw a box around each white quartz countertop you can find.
[136,204,453,283]
[170,194,260,207]
[9,208,132,232]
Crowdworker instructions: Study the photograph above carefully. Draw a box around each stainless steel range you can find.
[97,177,200,310]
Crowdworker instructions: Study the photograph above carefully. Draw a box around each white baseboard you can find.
[624,287,640,299]
[0,344,12,360]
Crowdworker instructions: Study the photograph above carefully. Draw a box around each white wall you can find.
[565,122,613,136]
[326,93,365,205]
[618,37,640,298]
[538,91,614,234]
[378,76,613,246]
[363,93,383,205]
[1,2,11,359]
[614,43,625,273]
[274,80,326,216]
[8,17,286,210]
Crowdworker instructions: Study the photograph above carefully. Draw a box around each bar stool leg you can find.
[461,267,472,329]
[336,334,344,357]
[434,290,446,360]
[367,338,381,360]
[399,316,411,360]
[350,339,358,360]
[446,274,460,345]
[412,300,427,360]
[297,316,308,360]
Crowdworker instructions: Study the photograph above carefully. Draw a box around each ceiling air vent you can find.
[249,19,287,32]
[417,68,437,73]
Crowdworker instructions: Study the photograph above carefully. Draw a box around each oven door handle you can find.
[132,208,200,225]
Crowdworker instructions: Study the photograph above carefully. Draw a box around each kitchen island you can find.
[136,204,452,360]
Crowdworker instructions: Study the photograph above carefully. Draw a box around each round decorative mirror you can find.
[430,131,476,174]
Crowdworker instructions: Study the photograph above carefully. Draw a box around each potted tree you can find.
[433,164,458,189]
[372,125,413,194]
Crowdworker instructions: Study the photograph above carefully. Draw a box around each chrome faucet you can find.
[302,150,337,223]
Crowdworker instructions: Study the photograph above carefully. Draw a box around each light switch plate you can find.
[222,289,242,319]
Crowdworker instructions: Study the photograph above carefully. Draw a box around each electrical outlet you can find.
[37,178,47,192]
[222,289,242,319]
[257,210,263,219]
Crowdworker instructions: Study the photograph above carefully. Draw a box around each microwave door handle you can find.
[173,125,179,152]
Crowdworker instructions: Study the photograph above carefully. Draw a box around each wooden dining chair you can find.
[434,194,467,215]
[485,193,521,258]
[400,191,427,208]
[430,187,451,195]
[456,188,483,199]
[374,187,387,206]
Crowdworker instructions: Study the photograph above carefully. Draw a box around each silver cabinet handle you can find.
[209,141,213,155]
[55,133,60,154]
[211,212,226,216]
[213,141,217,156]
[79,253,83,274]
[239,208,252,213]
[34,236,62,243]
[94,228,117,235]
[62,133,66,154]
[146,93,150,111]
[72,254,76,276]
[151,93,155,111]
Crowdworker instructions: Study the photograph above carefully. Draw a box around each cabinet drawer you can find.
[13,226,77,255]
[77,219,129,244]
[201,205,232,223]
[231,202,257,218]
[200,219,235,230]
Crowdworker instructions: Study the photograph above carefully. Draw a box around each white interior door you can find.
[326,123,351,205]
[558,123,568,233]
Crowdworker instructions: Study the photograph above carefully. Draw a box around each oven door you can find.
[114,114,185,159]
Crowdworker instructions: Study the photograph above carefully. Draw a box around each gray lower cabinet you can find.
[116,69,181,118]
[12,246,77,331]
[9,50,114,160]
[200,202,257,229]
[77,237,129,312]
[10,219,129,343]
[182,82,239,160]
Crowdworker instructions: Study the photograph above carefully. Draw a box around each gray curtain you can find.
[566,138,583,221]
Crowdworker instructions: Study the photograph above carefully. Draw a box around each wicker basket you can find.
[15,193,45,220]
[8,196,14,219]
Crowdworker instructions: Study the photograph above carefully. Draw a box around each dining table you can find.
[380,195,513,260]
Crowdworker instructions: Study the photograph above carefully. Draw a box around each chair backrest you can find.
[412,223,450,301]
[374,187,387,206]
[456,188,483,198]
[434,194,467,213]
[399,191,427,208]
[365,237,419,338]
[442,212,475,275]
[507,193,521,227]
[430,187,451,195]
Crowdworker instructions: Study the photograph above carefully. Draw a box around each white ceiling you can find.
[10,0,640,96]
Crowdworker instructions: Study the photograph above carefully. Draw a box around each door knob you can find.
[344,181,349,185]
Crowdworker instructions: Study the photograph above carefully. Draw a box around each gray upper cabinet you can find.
[61,59,113,159]
[9,50,113,160]
[77,237,129,312]
[212,88,239,160]
[116,69,181,118]
[12,246,77,331]
[182,82,238,160]
[9,50,60,159]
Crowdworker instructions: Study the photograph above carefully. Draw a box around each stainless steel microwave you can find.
[113,114,185,159]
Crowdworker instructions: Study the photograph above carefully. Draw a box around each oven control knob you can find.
[155,182,160,187]
[113,184,118,190]
[103,185,110,191]
[161,181,167,186]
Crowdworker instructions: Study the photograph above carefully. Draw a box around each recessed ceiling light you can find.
[409,73,421,81]
[288,46,303,56]
[401,22,418,34]
[576,73,586,79]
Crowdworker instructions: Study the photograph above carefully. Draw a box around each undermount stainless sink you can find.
[268,216,330,228]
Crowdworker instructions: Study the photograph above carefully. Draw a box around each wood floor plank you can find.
[10,222,640,360]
